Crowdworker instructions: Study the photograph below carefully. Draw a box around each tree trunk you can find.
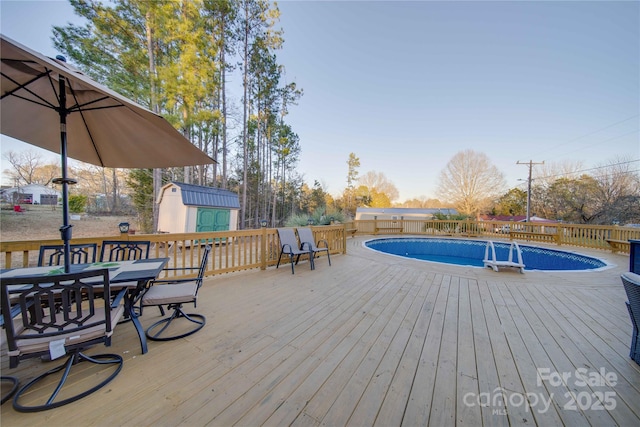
[240,3,249,229]
[146,10,161,232]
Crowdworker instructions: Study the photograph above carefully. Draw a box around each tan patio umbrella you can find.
[1,34,214,272]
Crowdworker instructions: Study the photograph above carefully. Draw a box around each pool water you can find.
[364,238,608,271]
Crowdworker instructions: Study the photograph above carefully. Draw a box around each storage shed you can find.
[157,182,240,234]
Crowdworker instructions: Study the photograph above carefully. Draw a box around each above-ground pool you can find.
[364,238,609,271]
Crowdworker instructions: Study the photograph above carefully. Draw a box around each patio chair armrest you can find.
[111,287,128,309]
[300,242,313,251]
[152,266,200,283]
[149,277,197,286]
[0,302,29,327]
[161,266,200,273]
[282,243,295,253]
[317,239,329,248]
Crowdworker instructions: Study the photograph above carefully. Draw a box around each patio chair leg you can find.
[146,305,206,341]
[1,376,19,405]
[12,351,123,412]
[276,253,285,269]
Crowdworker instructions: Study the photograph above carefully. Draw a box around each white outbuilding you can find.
[355,207,459,221]
[1,183,61,205]
[157,182,240,234]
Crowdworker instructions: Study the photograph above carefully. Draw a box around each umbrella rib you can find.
[67,80,106,167]
[67,96,125,112]
[1,92,58,110]
[0,69,58,109]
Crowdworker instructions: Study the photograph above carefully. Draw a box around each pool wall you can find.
[364,238,609,271]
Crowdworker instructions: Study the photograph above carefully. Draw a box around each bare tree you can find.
[73,165,130,213]
[436,150,506,217]
[2,150,59,186]
[533,160,584,190]
[592,156,640,224]
[357,171,399,204]
[398,197,445,208]
[530,157,639,224]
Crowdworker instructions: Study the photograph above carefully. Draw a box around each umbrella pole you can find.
[57,76,73,273]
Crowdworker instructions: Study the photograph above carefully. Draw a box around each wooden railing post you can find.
[612,225,620,242]
[261,225,267,270]
[343,224,347,254]
[556,226,563,246]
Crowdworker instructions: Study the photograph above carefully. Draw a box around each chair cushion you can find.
[142,282,198,306]
[7,303,125,357]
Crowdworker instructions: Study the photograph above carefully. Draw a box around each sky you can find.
[1,0,639,202]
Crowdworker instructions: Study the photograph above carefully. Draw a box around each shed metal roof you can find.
[169,182,240,209]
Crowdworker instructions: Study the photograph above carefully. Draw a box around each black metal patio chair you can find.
[38,243,97,266]
[296,227,331,268]
[276,228,314,274]
[99,240,156,314]
[100,240,151,262]
[141,245,211,341]
[0,269,125,412]
[622,272,640,365]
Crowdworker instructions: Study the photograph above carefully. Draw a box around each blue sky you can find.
[2,0,639,201]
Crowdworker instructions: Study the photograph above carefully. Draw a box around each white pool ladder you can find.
[483,241,525,273]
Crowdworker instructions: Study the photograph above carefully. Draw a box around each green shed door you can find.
[196,208,230,232]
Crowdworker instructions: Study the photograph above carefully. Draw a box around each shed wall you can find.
[355,213,435,221]
[157,187,188,233]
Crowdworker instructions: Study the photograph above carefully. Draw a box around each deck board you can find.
[455,277,483,427]
[494,282,567,426]
[372,272,439,427]
[401,273,449,426]
[504,284,586,426]
[2,238,639,426]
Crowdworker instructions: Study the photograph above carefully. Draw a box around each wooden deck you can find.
[2,237,640,426]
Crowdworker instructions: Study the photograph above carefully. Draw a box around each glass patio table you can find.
[0,258,169,354]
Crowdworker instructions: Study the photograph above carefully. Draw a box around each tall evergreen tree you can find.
[51,0,303,230]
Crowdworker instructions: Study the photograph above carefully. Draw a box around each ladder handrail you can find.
[484,240,497,263]
[483,240,525,273]
[510,241,524,265]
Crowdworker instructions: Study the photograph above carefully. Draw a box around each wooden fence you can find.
[1,221,636,279]
[347,219,639,254]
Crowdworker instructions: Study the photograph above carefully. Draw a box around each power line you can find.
[561,114,638,144]
[514,161,640,193]
[523,114,639,160]
[551,129,639,159]
[534,159,640,181]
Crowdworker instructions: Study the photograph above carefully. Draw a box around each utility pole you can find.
[517,160,544,222]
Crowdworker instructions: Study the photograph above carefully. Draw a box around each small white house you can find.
[157,182,240,234]
[1,184,61,205]
[355,207,459,221]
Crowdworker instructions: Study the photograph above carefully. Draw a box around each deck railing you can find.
[1,221,635,278]
[0,225,350,277]
[347,219,638,254]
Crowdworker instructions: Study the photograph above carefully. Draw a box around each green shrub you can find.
[68,194,87,214]
[285,208,346,227]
